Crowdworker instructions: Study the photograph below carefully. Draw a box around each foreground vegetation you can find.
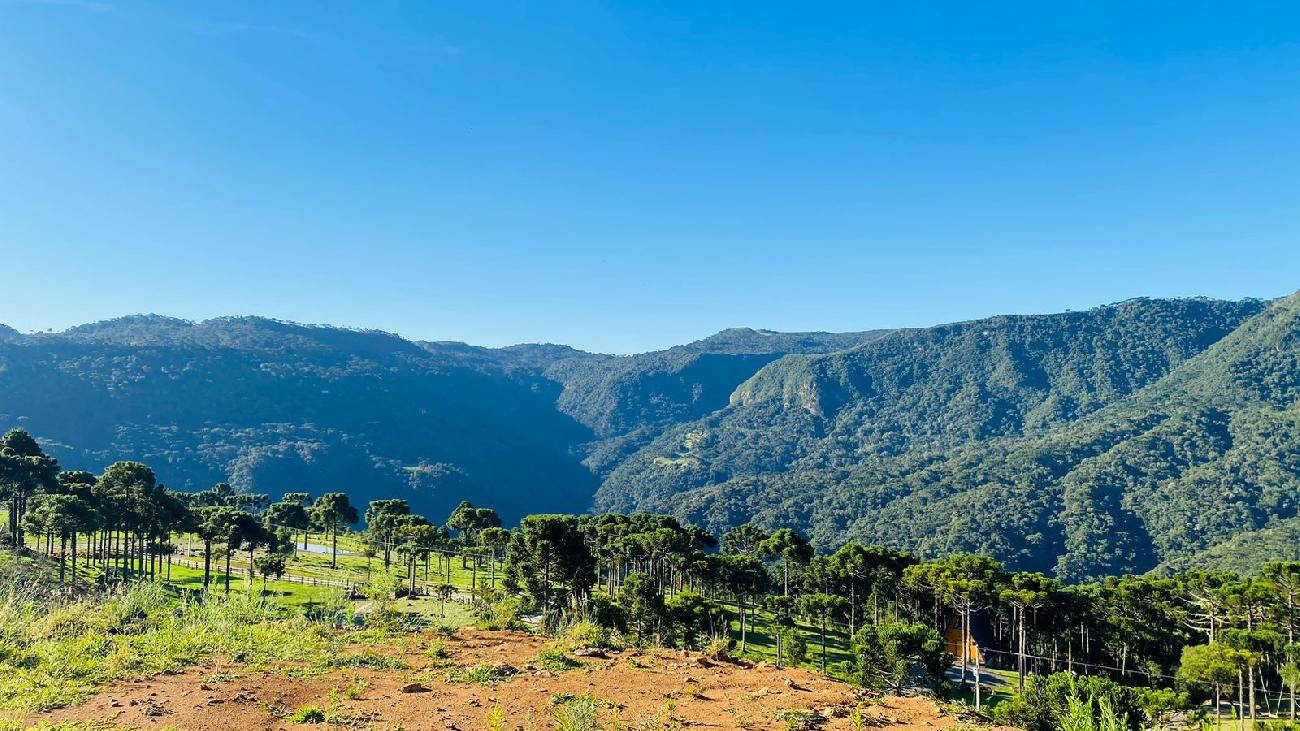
[8,426,1300,730]
[0,579,345,711]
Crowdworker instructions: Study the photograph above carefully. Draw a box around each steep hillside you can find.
[0,316,598,523]
[1154,517,1300,575]
[595,296,1281,578]
[539,327,890,473]
[0,317,880,523]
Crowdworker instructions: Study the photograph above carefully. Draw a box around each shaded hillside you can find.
[0,317,881,523]
[595,296,1279,577]
[0,316,598,523]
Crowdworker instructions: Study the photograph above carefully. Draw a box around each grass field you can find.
[14,526,502,602]
[721,600,856,679]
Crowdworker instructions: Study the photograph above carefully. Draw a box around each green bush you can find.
[291,705,328,723]
[446,664,515,685]
[851,621,949,694]
[562,619,616,650]
[477,595,525,631]
[584,594,627,637]
[319,650,409,670]
[993,673,1148,731]
[533,647,584,673]
[779,626,808,667]
[552,692,602,731]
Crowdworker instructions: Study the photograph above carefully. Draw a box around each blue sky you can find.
[2,1,1298,353]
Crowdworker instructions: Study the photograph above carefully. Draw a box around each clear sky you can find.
[2,1,1298,353]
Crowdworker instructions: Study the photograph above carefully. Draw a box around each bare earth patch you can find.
[21,629,970,730]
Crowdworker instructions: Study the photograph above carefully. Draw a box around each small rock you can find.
[573,647,606,658]
[400,683,431,693]
[199,684,214,691]
[110,700,122,708]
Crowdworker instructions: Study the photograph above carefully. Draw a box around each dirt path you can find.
[22,629,974,730]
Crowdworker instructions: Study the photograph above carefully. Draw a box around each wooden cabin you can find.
[943,615,987,665]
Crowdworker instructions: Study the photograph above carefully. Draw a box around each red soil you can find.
[22,629,976,730]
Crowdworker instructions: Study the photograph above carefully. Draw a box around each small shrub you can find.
[291,705,328,723]
[446,664,513,685]
[993,672,1146,731]
[320,651,409,670]
[563,620,616,650]
[703,637,732,661]
[553,693,602,731]
[775,708,822,731]
[532,648,584,673]
[778,627,807,667]
[343,676,367,700]
[423,640,451,662]
[477,596,525,632]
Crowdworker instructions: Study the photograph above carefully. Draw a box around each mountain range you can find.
[3,292,1298,581]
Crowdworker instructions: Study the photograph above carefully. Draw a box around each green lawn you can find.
[949,666,1018,710]
[160,561,344,609]
[720,601,856,679]
[171,530,503,592]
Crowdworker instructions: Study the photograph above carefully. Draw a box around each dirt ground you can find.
[21,629,975,730]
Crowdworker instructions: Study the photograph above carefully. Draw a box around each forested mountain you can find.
[5,294,1297,581]
[0,317,878,524]
[0,315,598,523]
[1153,517,1300,575]
[541,327,889,473]
[596,295,1300,580]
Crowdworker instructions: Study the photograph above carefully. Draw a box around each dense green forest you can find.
[7,428,1300,729]
[0,316,879,526]
[4,294,1299,580]
[598,295,1300,579]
